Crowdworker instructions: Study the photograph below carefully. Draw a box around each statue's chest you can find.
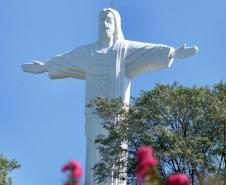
[86,50,122,76]
[85,48,129,99]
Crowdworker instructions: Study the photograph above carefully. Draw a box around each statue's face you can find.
[100,11,115,38]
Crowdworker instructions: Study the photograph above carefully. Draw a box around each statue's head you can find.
[98,8,124,43]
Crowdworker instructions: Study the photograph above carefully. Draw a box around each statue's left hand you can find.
[173,44,199,60]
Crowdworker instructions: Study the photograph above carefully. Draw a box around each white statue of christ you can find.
[22,8,198,185]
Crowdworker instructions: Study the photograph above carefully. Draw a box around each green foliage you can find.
[92,82,226,184]
[0,154,21,185]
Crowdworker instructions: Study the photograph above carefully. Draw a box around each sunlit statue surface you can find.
[22,8,198,185]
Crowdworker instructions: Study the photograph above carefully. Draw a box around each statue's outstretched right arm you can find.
[21,48,87,80]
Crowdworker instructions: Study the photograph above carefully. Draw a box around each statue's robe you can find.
[46,40,173,185]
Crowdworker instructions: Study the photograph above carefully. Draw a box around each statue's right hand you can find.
[22,61,47,74]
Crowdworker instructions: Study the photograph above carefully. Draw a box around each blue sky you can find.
[0,0,226,185]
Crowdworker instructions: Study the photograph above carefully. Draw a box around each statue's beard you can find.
[103,29,114,39]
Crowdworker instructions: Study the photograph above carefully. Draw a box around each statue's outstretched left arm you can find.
[125,41,199,79]
[169,44,199,60]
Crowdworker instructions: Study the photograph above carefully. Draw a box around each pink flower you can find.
[166,173,190,185]
[64,183,79,185]
[135,146,159,179]
[71,169,82,179]
[135,157,159,178]
[62,160,83,185]
[137,146,154,161]
[62,164,70,172]
[62,160,82,177]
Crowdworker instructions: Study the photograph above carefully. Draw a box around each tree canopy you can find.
[92,82,226,184]
[0,154,20,185]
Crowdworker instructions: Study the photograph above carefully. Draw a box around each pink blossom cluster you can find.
[135,145,190,185]
[135,146,159,178]
[62,160,83,185]
[166,173,190,185]
[61,147,190,185]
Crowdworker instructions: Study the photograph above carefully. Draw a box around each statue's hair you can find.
[98,8,125,42]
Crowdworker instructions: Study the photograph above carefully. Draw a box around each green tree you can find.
[0,154,20,185]
[92,82,226,185]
